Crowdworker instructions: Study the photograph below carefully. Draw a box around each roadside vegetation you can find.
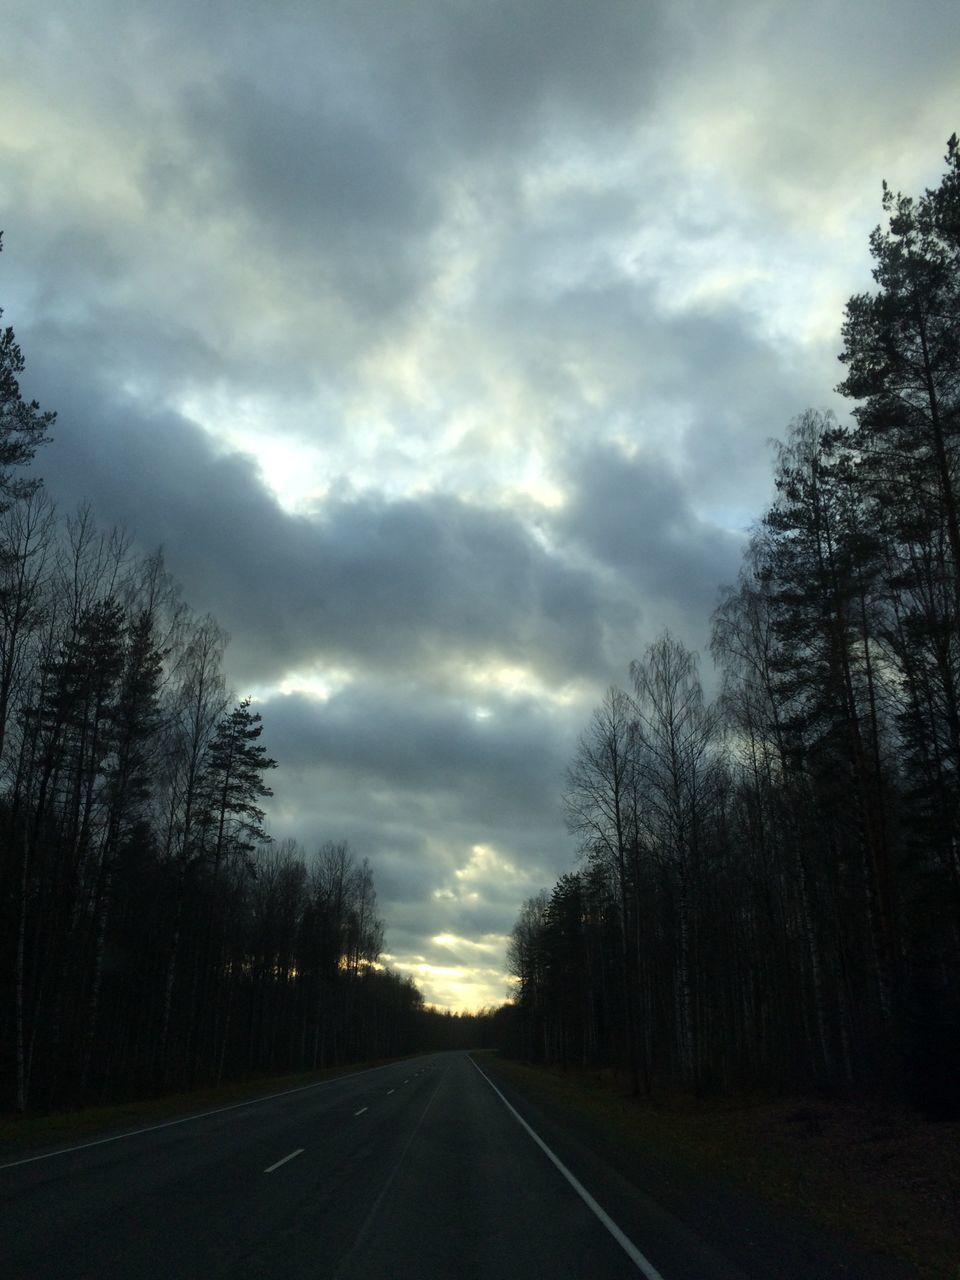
[0,232,426,1116]
[506,139,960,1123]
[486,1056,960,1280]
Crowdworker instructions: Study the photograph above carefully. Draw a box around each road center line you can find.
[354,1107,368,1116]
[264,1148,304,1174]
[470,1057,667,1280]
[339,1069,444,1269]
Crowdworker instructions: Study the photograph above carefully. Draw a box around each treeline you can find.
[505,138,960,1116]
[0,234,424,1113]
[417,1006,506,1052]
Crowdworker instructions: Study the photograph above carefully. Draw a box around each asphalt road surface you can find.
[0,1051,909,1279]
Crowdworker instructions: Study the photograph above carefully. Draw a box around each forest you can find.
[0,240,432,1112]
[504,138,960,1118]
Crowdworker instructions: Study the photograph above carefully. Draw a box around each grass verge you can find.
[481,1057,959,1280]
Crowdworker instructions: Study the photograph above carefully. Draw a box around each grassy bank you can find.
[483,1057,959,1279]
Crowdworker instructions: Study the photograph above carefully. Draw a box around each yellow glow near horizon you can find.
[384,852,529,1010]
[388,957,511,1012]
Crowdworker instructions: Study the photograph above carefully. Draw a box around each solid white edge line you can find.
[0,1058,425,1172]
[264,1147,304,1174]
[469,1056,667,1280]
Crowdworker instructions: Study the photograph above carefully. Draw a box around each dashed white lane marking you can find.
[354,1107,368,1116]
[470,1057,667,1280]
[387,1089,395,1095]
[264,1148,304,1174]
[338,1071,444,1268]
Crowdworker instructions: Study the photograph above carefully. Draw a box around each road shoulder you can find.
[477,1054,936,1279]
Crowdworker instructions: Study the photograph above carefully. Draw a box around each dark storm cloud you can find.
[261,679,580,833]
[392,0,677,150]
[145,0,676,153]
[267,745,571,896]
[176,72,437,322]
[554,443,745,617]
[186,76,427,236]
[3,0,678,321]
[262,682,576,823]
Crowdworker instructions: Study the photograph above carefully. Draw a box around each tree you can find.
[507,890,550,1061]
[0,233,55,515]
[188,698,276,1078]
[154,616,227,1088]
[838,136,960,594]
[0,491,55,767]
[77,605,167,1091]
[837,141,960,1088]
[201,697,277,869]
[564,686,642,1091]
[0,247,422,1102]
[712,557,839,1085]
[630,633,719,1089]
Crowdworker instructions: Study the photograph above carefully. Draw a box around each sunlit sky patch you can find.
[3,0,955,1007]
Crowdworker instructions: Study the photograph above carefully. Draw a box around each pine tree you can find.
[201,697,277,869]
[837,141,960,1096]
[0,233,55,516]
[838,136,960,594]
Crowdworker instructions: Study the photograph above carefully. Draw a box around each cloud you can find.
[662,0,958,230]
[175,70,441,330]
[554,442,746,628]
[26,347,626,688]
[260,683,580,894]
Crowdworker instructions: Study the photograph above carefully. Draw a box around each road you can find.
[0,1052,909,1279]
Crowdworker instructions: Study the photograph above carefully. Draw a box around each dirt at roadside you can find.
[481,1056,960,1280]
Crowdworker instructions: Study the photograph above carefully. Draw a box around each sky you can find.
[2,0,956,1008]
